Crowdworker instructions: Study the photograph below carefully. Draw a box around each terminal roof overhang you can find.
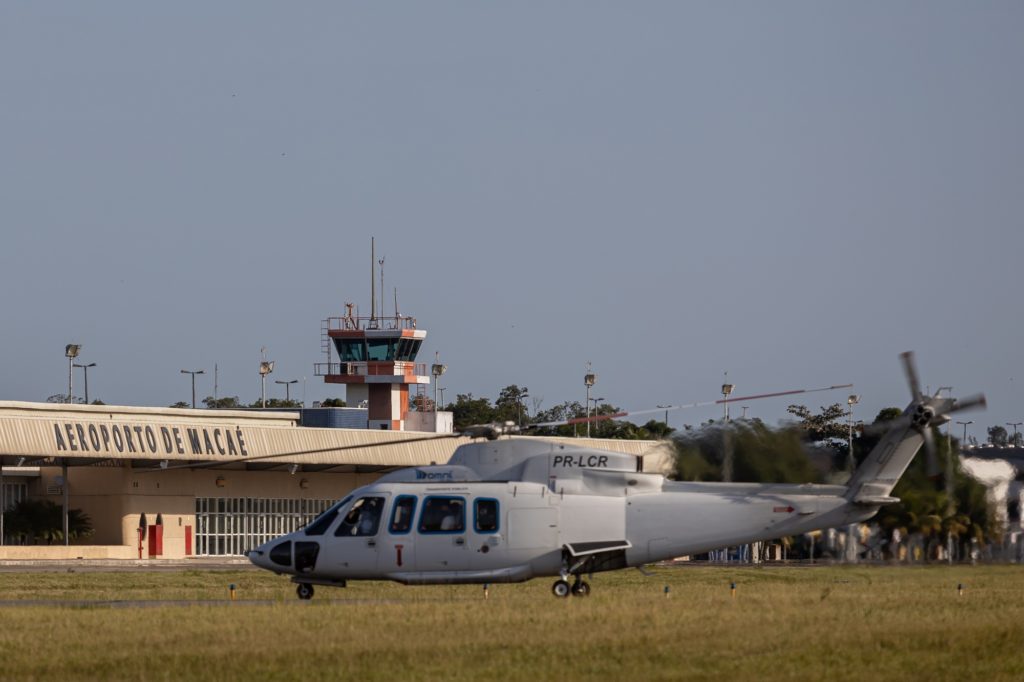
[0,401,469,473]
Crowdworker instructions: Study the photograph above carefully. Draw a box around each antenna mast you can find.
[370,237,376,325]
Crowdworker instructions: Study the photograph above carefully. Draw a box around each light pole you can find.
[1008,422,1023,446]
[438,387,446,409]
[936,387,954,563]
[846,395,860,475]
[518,392,530,427]
[957,420,973,446]
[584,364,596,438]
[74,362,96,404]
[275,379,298,403]
[431,356,447,411]
[721,378,734,422]
[180,369,205,408]
[721,378,735,482]
[845,394,860,563]
[65,344,80,403]
[589,397,604,435]
[259,359,275,408]
[657,404,671,426]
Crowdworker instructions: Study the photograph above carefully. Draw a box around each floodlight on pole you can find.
[721,378,734,421]
[275,379,298,403]
[65,344,80,403]
[73,362,97,404]
[180,369,205,408]
[846,395,860,474]
[431,354,447,411]
[584,363,596,438]
[259,359,275,408]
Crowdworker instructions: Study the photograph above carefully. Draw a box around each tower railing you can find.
[324,314,418,332]
[314,361,428,378]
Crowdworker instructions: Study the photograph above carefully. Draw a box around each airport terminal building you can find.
[0,401,658,560]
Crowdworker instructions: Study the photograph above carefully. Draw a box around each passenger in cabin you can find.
[440,501,462,531]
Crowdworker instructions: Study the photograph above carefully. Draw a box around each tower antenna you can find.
[370,237,376,325]
[378,254,385,320]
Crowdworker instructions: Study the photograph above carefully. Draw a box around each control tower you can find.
[314,302,430,431]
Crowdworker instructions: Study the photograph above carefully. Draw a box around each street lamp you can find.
[73,362,97,404]
[584,364,597,438]
[588,397,604,436]
[518,392,530,427]
[275,379,298,403]
[438,387,446,409]
[1007,422,1023,446]
[181,368,204,405]
[956,420,973,446]
[64,344,80,403]
[657,404,671,425]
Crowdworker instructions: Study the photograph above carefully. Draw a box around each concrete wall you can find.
[11,466,382,559]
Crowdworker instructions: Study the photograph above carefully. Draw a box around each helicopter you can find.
[246,352,985,599]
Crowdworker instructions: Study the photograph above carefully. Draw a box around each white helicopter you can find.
[247,352,985,599]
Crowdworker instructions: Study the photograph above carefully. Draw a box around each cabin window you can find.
[334,496,386,537]
[474,498,499,533]
[304,495,352,536]
[418,496,465,534]
[389,495,417,534]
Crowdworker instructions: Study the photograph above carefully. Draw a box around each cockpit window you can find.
[304,495,352,536]
[389,495,417,534]
[335,496,386,537]
[418,496,465,534]
[474,498,499,533]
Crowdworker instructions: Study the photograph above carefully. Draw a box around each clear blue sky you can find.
[1,3,1020,442]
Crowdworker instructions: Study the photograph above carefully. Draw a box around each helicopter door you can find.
[324,494,389,577]
[413,495,471,572]
[377,494,418,573]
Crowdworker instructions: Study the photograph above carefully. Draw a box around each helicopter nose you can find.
[248,538,293,571]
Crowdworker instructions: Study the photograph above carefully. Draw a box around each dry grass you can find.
[0,565,1022,681]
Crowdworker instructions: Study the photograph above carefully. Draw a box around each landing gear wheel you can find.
[551,579,571,598]
[296,583,314,600]
[571,581,591,597]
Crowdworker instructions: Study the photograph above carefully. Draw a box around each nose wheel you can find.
[296,583,314,600]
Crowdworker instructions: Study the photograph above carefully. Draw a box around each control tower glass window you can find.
[335,340,366,362]
[396,339,422,361]
[367,338,398,361]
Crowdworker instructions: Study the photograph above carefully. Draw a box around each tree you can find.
[672,419,821,484]
[987,425,1008,446]
[203,396,242,409]
[169,401,190,409]
[248,398,302,409]
[4,499,94,545]
[450,394,496,431]
[46,394,84,404]
[494,385,530,424]
[320,398,346,408]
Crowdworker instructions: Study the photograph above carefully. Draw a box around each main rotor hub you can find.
[911,404,935,428]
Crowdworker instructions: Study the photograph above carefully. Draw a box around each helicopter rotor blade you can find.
[900,351,923,403]
[528,383,853,429]
[140,432,464,473]
[921,426,941,477]
[950,393,987,414]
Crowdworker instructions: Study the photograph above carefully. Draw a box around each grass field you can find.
[0,564,1022,681]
